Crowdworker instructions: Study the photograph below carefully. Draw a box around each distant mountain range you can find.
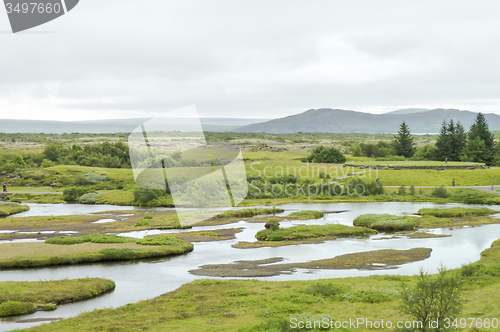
[235,108,500,134]
[2,108,500,134]
[0,118,267,134]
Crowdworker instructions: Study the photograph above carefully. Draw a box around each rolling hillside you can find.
[235,108,500,134]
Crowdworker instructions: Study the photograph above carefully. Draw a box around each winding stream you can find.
[1,202,500,331]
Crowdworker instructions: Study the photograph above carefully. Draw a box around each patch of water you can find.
[1,201,500,331]
[92,219,116,224]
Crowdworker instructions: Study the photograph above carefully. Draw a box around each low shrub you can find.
[318,172,331,179]
[144,215,154,219]
[448,189,500,205]
[305,146,346,164]
[287,210,324,220]
[417,207,497,218]
[136,236,182,246]
[431,185,448,198]
[410,185,416,195]
[63,186,92,202]
[40,303,58,311]
[134,221,149,227]
[303,283,392,303]
[45,236,85,245]
[46,234,136,245]
[0,301,36,317]
[40,159,53,168]
[353,214,417,231]
[214,208,283,219]
[78,193,100,204]
[85,173,106,183]
[398,185,406,195]
[264,219,280,231]
[256,224,376,241]
[303,282,349,297]
[342,290,392,303]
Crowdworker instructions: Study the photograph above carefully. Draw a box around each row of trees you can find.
[43,141,131,168]
[393,113,497,164]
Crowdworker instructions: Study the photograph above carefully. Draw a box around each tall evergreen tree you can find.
[435,120,466,161]
[461,112,495,164]
[394,121,416,158]
[435,120,452,161]
[452,121,466,161]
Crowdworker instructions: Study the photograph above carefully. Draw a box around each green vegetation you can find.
[191,248,432,277]
[358,168,500,187]
[287,210,324,219]
[43,141,131,168]
[136,236,186,246]
[213,208,283,219]
[399,267,463,331]
[351,141,395,158]
[45,234,136,245]
[462,112,496,164]
[393,121,416,158]
[78,192,100,204]
[435,119,467,161]
[255,223,377,241]
[304,282,391,303]
[0,202,29,216]
[14,240,500,331]
[0,301,35,317]
[6,193,65,204]
[353,214,418,231]
[416,207,498,218]
[0,278,115,317]
[304,146,346,164]
[0,236,193,269]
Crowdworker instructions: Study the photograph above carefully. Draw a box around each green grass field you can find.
[355,168,500,186]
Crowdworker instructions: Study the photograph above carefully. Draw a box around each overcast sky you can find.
[1,1,500,121]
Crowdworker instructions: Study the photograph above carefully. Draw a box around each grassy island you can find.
[0,234,193,269]
[0,278,115,317]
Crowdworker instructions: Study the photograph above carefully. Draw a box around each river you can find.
[1,202,499,331]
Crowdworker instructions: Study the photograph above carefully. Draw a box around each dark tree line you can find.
[392,113,498,165]
[43,141,131,168]
[434,119,466,162]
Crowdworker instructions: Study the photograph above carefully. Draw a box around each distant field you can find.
[354,168,500,186]
[346,160,480,167]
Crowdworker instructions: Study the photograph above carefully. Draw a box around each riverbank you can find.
[6,187,500,209]
[0,202,29,217]
[0,208,282,241]
[0,278,115,317]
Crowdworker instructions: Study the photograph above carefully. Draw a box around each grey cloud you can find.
[1,0,500,120]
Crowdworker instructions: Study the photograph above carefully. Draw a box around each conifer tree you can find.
[393,121,416,158]
[461,113,495,164]
[435,120,452,161]
[452,121,467,161]
[435,120,466,161]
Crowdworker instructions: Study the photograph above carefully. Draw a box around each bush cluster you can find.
[305,146,346,164]
[353,214,417,231]
[78,193,100,204]
[0,301,36,317]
